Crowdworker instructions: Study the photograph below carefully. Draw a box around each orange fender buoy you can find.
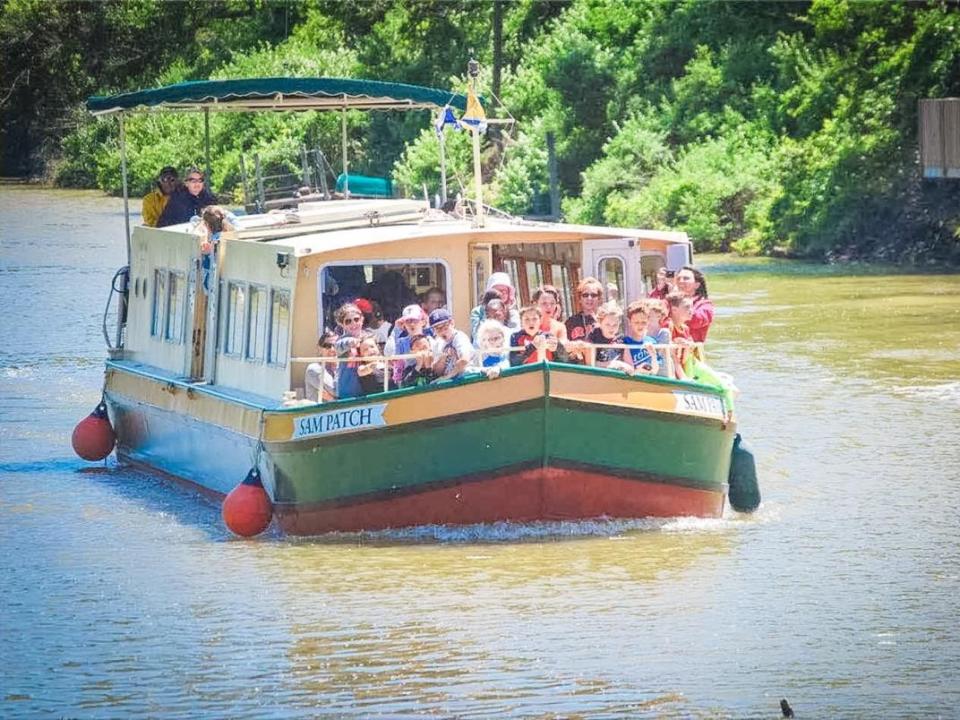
[72,402,116,461]
[222,468,273,537]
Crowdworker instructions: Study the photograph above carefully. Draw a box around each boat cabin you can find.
[123,199,692,402]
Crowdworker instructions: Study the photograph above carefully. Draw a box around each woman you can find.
[470,272,520,339]
[157,167,217,227]
[532,284,568,344]
[675,266,714,343]
[333,303,368,399]
[564,276,603,363]
[648,267,671,300]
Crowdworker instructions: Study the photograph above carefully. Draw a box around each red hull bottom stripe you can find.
[275,467,725,534]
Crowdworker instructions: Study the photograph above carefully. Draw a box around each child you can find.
[356,335,389,396]
[363,300,392,348]
[471,319,511,379]
[622,302,660,376]
[587,302,633,374]
[510,306,559,366]
[400,335,438,388]
[387,304,430,385]
[429,308,473,381]
[665,291,695,380]
[304,329,338,403]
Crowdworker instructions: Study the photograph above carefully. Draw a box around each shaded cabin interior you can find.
[122,200,691,402]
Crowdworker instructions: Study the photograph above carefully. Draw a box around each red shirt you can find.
[687,296,714,343]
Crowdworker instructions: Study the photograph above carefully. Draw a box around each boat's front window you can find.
[597,256,626,305]
[639,254,666,295]
[319,261,449,330]
[223,282,246,356]
[165,271,185,343]
[268,289,290,366]
[246,285,268,362]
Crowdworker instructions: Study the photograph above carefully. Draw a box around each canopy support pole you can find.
[341,107,349,197]
[439,130,448,204]
[203,108,211,181]
[119,114,131,261]
[117,113,131,349]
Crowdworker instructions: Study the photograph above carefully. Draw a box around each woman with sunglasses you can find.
[157,166,217,227]
[333,303,369,399]
[563,277,603,363]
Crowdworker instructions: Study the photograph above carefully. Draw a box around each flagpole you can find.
[439,129,447,204]
[467,59,484,228]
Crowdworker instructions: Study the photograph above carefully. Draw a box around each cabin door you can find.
[583,240,639,306]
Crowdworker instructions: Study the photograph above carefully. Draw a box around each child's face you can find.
[405,318,426,336]
[648,309,665,328]
[628,312,648,338]
[434,321,455,340]
[358,338,379,357]
[521,311,540,335]
[411,338,430,354]
[485,302,506,322]
[599,313,621,339]
[481,329,506,350]
[671,302,692,323]
[537,293,559,319]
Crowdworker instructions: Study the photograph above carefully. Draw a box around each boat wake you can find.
[893,381,960,406]
[291,512,769,545]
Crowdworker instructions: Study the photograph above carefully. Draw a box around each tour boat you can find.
[78,77,754,536]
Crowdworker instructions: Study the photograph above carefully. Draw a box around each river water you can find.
[1,187,958,719]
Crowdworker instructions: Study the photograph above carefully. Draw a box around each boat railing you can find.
[290,342,706,396]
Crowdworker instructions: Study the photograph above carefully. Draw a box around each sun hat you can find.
[428,308,453,328]
[399,304,423,323]
[485,272,514,292]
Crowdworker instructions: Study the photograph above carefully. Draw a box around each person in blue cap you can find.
[428,308,473,381]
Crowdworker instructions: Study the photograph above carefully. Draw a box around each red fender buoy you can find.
[222,468,273,537]
[72,402,116,461]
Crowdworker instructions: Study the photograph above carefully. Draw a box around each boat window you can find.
[165,271,185,343]
[151,268,166,338]
[318,261,448,330]
[268,289,290,366]
[552,264,575,319]
[639,254,665,295]
[501,258,521,300]
[246,285,268,362]
[224,282,246,356]
[525,261,543,300]
[598,256,625,304]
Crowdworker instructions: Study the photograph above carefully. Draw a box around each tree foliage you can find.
[3,0,960,263]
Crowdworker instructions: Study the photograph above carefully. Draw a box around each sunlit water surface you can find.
[1,188,959,718]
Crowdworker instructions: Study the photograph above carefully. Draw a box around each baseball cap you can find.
[429,308,453,328]
[159,166,178,179]
[400,304,423,323]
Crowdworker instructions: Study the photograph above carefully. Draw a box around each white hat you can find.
[399,304,424,323]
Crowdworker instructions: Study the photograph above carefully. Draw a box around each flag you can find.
[460,85,487,133]
[434,105,461,136]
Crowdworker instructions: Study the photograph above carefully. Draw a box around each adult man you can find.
[141,166,179,227]
[157,167,217,227]
[429,308,473,381]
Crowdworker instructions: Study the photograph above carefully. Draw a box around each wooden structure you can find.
[919,99,960,178]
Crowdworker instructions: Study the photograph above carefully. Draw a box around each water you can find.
[2,187,959,718]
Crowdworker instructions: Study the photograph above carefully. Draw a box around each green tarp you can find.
[87,77,468,116]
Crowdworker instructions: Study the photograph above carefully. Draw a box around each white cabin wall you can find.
[214,239,297,400]
[125,226,199,375]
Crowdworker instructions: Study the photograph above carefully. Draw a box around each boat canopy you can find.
[86,77,469,117]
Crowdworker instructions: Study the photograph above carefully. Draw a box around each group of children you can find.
[304,276,704,404]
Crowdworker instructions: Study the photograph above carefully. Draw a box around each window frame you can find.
[245,283,269,363]
[267,287,291,367]
[164,270,186,345]
[222,281,247,357]
[316,257,453,336]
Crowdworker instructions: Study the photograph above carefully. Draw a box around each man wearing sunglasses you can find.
[157,166,217,228]
[141,166,179,227]
[564,276,604,363]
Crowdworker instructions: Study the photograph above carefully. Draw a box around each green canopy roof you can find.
[87,77,468,116]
